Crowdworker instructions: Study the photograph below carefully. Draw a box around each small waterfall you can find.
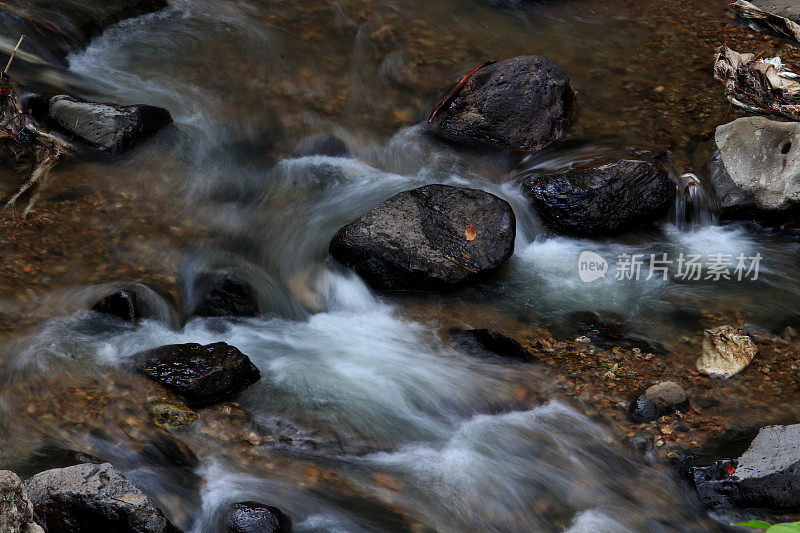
[674,172,717,230]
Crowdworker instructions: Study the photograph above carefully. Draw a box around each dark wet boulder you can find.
[47,95,172,153]
[521,159,676,236]
[225,502,291,533]
[92,290,141,322]
[428,55,575,151]
[706,117,800,221]
[189,273,259,319]
[20,94,49,123]
[692,424,800,513]
[24,463,179,533]
[0,470,42,533]
[450,328,535,361]
[329,184,515,291]
[89,284,176,325]
[628,381,689,422]
[131,342,261,407]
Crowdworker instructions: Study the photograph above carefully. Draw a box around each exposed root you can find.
[3,149,58,217]
[0,74,74,218]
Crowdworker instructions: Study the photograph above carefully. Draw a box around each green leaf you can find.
[769,523,800,533]
[732,521,771,530]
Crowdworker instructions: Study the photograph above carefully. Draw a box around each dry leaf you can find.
[465,224,477,241]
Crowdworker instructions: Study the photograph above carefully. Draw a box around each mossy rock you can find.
[146,399,196,430]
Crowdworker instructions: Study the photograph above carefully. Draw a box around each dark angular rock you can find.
[428,55,575,151]
[24,463,179,533]
[329,184,515,291]
[190,273,259,319]
[90,284,176,325]
[692,424,800,513]
[131,342,261,407]
[48,95,172,153]
[522,159,676,236]
[450,328,535,361]
[20,93,49,123]
[628,381,689,422]
[225,501,291,533]
[92,290,139,322]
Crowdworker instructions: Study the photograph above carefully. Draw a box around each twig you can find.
[0,70,74,218]
[3,35,24,77]
[442,253,477,273]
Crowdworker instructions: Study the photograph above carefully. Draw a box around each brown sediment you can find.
[398,295,800,471]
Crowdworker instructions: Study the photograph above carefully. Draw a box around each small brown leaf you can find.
[464,224,476,241]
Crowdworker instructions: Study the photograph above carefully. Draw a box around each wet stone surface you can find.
[25,462,179,533]
[225,501,292,533]
[428,55,575,151]
[330,184,515,290]
[131,342,261,407]
[521,159,676,236]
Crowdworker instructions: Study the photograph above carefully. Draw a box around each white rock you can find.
[696,325,758,378]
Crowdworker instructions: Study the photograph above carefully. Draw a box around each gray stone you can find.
[329,184,515,290]
[25,463,178,532]
[48,95,172,153]
[696,325,758,379]
[522,159,676,236]
[428,55,575,151]
[628,381,689,422]
[693,424,800,512]
[707,117,800,219]
[751,0,800,23]
[0,471,43,533]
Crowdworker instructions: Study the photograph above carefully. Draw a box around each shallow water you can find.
[1,0,798,531]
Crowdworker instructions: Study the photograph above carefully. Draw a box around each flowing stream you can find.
[3,0,800,531]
